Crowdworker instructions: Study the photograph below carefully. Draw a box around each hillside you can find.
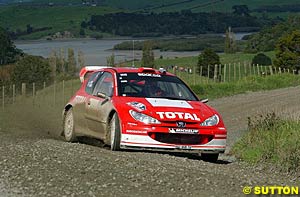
[4,0,300,13]
[1,0,300,39]
[0,5,120,39]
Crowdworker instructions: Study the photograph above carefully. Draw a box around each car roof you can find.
[104,67,175,76]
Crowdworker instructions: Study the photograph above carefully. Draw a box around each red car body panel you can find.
[64,67,227,153]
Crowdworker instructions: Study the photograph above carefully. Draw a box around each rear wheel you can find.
[201,153,219,162]
[63,108,77,142]
[108,113,121,151]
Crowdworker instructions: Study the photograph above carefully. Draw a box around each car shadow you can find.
[76,136,232,164]
[123,149,232,164]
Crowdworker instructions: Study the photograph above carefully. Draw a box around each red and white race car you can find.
[63,67,226,161]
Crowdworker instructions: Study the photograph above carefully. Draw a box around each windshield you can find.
[117,73,198,101]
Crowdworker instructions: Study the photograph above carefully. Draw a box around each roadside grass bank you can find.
[191,73,300,99]
[232,112,300,173]
[0,79,80,138]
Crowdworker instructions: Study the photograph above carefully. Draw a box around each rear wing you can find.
[79,66,107,83]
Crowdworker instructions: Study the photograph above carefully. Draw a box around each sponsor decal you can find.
[120,73,127,76]
[146,98,193,109]
[169,128,198,134]
[138,73,161,77]
[156,112,200,121]
[126,130,147,134]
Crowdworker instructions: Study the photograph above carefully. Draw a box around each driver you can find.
[143,81,164,97]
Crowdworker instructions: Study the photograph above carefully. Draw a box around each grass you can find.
[191,73,300,99]
[0,79,80,138]
[232,112,300,173]
[0,5,119,39]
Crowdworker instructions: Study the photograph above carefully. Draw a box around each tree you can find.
[0,27,22,65]
[49,50,57,80]
[224,27,237,54]
[26,24,33,34]
[78,50,85,68]
[197,48,221,78]
[141,41,155,68]
[79,28,85,37]
[67,48,76,76]
[274,30,300,72]
[252,53,272,66]
[106,53,115,67]
[232,5,250,16]
[12,55,51,87]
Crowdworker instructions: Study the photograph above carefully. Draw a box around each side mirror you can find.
[97,92,107,99]
[200,98,208,103]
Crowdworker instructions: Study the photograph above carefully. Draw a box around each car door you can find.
[73,71,102,135]
[85,72,114,139]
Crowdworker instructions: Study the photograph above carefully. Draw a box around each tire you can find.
[108,113,121,151]
[201,153,219,162]
[63,108,77,142]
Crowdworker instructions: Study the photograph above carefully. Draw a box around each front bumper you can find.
[120,124,226,153]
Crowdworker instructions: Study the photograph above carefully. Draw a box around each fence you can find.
[0,80,80,111]
[0,63,299,110]
[168,63,298,85]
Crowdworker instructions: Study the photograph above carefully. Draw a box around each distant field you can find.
[131,51,276,68]
[0,5,119,39]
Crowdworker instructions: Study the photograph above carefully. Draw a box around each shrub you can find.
[12,55,51,88]
[233,112,300,173]
[251,53,272,66]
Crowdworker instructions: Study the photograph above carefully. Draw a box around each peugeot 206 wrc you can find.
[62,67,227,162]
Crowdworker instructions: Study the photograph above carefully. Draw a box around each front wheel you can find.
[63,108,77,142]
[108,113,121,151]
[201,153,219,163]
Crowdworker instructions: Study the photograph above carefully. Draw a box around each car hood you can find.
[113,97,217,123]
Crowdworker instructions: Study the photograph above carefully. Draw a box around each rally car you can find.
[63,66,226,162]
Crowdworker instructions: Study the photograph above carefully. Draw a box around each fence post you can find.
[244,62,247,77]
[12,84,15,104]
[53,81,56,106]
[214,64,218,83]
[63,80,65,105]
[269,66,273,75]
[238,62,241,80]
[32,83,35,106]
[2,86,4,110]
[223,64,226,82]
[207,65,210,83]
[228,63,231,82]
[233,63,236,81]
[193,66,196,85]
[256,64,260,76]
[21,83,26,97]
[218,64,222,82]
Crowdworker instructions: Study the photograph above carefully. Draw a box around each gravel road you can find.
[1,86,300,196]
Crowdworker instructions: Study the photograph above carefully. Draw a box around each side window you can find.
[92,72,113,97]
[85,71,102,95]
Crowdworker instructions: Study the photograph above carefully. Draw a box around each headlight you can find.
[129,110,161,124]
[200,114,219,126]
